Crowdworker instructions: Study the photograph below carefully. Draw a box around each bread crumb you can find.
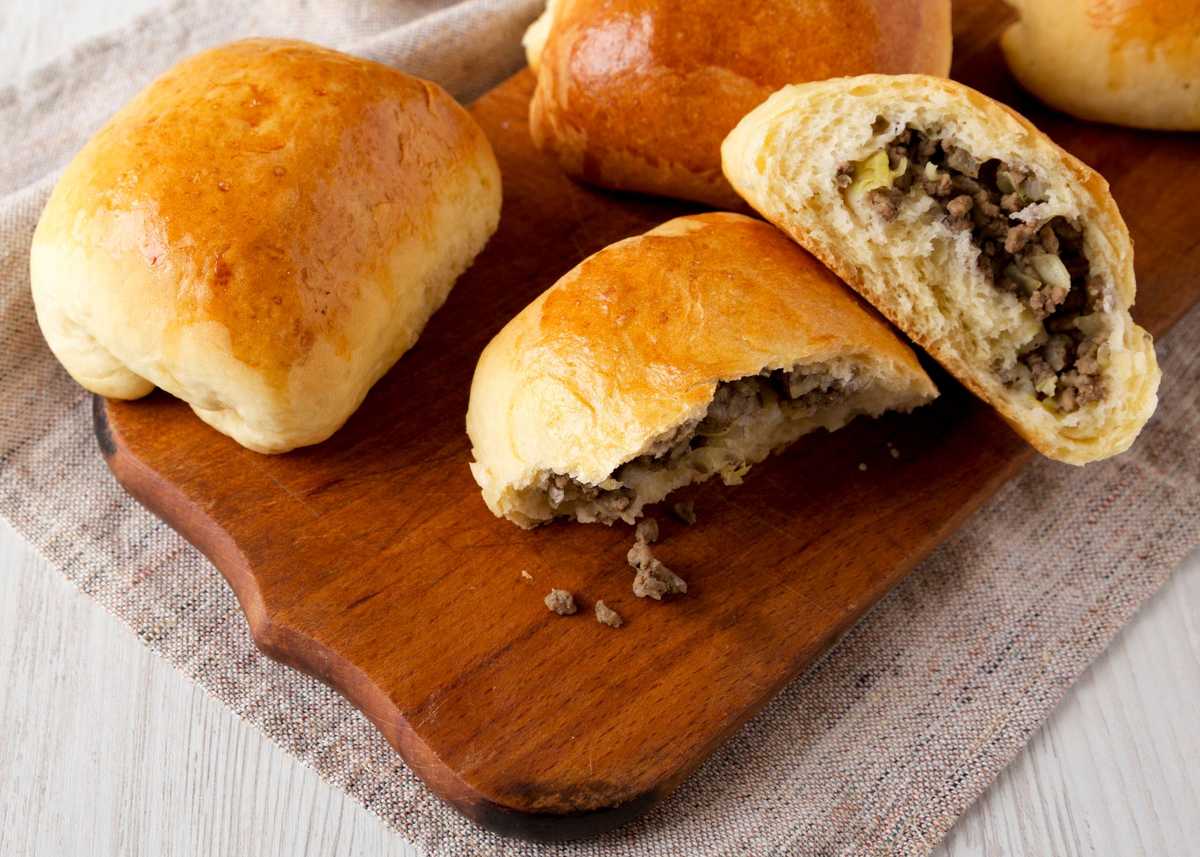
[672,500,697,525]
[627,541,687,600]
[520,570,533,581]
[594,600,623,628]
[889,448,900,459]
[858,462,868,471]
[627,540,654,570]
[635,518,659,544]
[633,562,688,600]
[543,589,577,615]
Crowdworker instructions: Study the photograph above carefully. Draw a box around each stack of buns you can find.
[31,3,1173,530]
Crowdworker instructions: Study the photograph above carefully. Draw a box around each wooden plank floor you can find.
[2,3,1198,855]
[3,518,1198,856]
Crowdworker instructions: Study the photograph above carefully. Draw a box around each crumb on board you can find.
[594,600,623,628]
[635,517,659,544]
[889,447,900,459]
[627,540,654,571]
[544,588,577,615]
[520,570,533,582]
[672,500,697,525]
[633,562,688,600]
[858,462,868,472]
[627,541,687,600]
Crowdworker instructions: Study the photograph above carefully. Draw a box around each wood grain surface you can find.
[93,1,1200,843]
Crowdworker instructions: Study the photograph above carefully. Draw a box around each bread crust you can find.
[722,74,1161,464]
[1001,0,1200,131]
[30,39,501,453]
[525,0,952,207]
[466,212,938,525]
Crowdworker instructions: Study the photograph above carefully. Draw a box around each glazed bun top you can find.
[467,212,938,525]
[525,0,953,207]
[1001,0,1200,130]
[31,39,502,453]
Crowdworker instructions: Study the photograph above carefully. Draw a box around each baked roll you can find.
[1001,0,1200,131]
[31,39,501,453]
[524,0,953,208]
[467,213,938,528]
[722,75,1161,464]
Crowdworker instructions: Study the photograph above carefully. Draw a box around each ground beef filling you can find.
[540,366,858,521]
[839,126,1112,413]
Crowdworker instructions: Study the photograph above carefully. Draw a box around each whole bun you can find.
[525,0,952,208]
[31,39,501,453]
[1001,0,1200,130]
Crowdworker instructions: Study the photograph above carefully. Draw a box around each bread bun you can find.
[467,213,938,528]
[1001,0,1200,130]
[524,0,953,208]
[31,39,501,453]
[723,74,1160,465]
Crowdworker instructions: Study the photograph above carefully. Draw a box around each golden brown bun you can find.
[525,0,952,208]
[1002,0,1200,130]
[466,213,938,527]
[723,74,1161,465]
[30,39,501,453]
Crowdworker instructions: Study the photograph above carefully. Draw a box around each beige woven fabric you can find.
[1,2,1198,855]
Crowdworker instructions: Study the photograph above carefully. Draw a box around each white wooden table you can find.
[1,3,1198,854]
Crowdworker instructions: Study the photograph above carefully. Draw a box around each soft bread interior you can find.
[522,0,558,72]
[723,76,1160,464]
[504,356,931,526]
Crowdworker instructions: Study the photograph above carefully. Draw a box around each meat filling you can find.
[840,126,1112,413]
[537,364,862,524]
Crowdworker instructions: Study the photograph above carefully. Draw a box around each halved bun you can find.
[722,74,1160,464]
[467,213,938,527]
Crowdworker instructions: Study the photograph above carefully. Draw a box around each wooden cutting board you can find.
[94,0,1200,841]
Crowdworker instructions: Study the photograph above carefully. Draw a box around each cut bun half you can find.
[467,213,938,528]
[723,74,1160,465]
